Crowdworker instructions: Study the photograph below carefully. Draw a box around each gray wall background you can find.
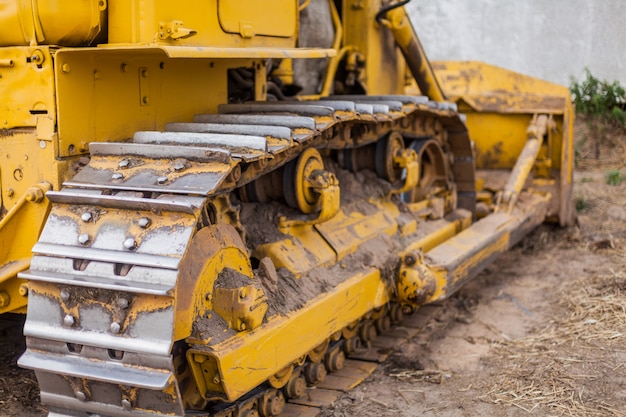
[406,0,626,88]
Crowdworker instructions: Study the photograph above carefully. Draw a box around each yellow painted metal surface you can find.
[256,197,399,277]
[175,224,268,341]
[108,0,297,48]
[432,60,575,225]
[0,183,51,313]
[218,0,297,38]
[378,5,445,102]
[0,0,106,46]
[55,49,233,157]
[188,268,390,402]
[0,47,56,130]
[0,1,577,414]
[341,0,406,94]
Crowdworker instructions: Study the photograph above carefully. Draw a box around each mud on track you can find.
[2,121,625,417]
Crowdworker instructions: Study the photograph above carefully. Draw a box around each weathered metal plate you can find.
[335,359,378,377]
[317,375,364,392]
[316,359,378,391]
[134,131,267,161]
[371,335,407,350]
[348,345,393,363]
[281,403,320,417]
[289,388,340,408]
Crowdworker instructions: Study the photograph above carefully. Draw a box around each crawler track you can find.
[19,96,474,417]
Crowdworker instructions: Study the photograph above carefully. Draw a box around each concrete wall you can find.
[406,0,626,88]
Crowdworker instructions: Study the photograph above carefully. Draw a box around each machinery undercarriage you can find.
[19,97,554,416]
[0,1,574,416]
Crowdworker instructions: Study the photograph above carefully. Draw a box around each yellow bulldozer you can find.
[0,0,573,416]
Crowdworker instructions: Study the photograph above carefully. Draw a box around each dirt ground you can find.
[320,121,626,417]
[1,120,625,417]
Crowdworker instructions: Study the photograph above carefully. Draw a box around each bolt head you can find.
[157,176,168,184]
[138,217,151,228]
[118,159,130,168]
[75,391,87,401]
[121,399,132,410]
[112,172,124,180]
[0,291,10,308]
[18,284,28,297]
[110,321,121,334]
[60,289,70,301]
[173,162,185,171]
[123,238,137,250]
[117,297,129,309]
[78,233,90,245]
[81,212,93,222]
[25,188,44,203]
[63,314,75,327]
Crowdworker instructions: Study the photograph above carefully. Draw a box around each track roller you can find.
[304,362,327,385]
[284,369,307,399]
[283,147,327,214]
[325,344,346,372]
[359,319,378,343]
[259,390,285,417]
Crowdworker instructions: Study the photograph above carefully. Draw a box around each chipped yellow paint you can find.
[432,60,574,226]
[174,224,264,342]
[188,267,390,402]
[0,183,51,313]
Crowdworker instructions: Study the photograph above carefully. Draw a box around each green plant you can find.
[570,69,626,158]
[575,196,589,212]
[605,169,625,186]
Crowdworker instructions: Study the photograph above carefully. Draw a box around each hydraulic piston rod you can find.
[497,114,551,213]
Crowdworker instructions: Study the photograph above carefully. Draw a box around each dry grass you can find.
[575,117,626,171]
[483,271,626,415]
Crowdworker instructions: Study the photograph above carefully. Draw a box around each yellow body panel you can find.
[190,268,390,401]
[0,0,105,46]
[0,183,50,313]
[342,0,406,94]
[432,60,575,225]
[108,0,297,48]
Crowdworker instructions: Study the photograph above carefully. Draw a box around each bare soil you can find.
[1,120,625,417]
[320,120,626,417]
